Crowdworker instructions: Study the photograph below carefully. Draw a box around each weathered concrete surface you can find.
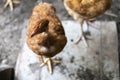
[0,0,119,68]
[15,21,119,80]
[0,0,37,66]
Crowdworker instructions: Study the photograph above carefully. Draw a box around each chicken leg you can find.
[38,55,44,63]
[75,20,88,47]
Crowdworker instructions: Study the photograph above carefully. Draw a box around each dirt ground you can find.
[0,0,120,66]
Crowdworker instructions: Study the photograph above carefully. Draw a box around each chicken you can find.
[26,3,67,74]
[4,0,20,11]
[64,0,112,46]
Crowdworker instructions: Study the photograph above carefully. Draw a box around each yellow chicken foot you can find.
[4,0,20,11]
[40,57,60,74]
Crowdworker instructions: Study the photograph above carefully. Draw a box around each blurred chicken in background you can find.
[64,0,112,46]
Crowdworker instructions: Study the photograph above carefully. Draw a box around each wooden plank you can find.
[15,21,119,80]
[0,64,14,80]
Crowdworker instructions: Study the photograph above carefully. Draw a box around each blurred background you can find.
[0,0,119,67]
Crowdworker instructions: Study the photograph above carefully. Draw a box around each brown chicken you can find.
[26,3,67,74]
[4,0,20,11]
[64,0,112,46]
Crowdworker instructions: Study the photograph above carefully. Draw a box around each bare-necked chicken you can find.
[26,2,67,74]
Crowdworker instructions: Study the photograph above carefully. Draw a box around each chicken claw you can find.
[4,0,20,11]
[40,57,60,74]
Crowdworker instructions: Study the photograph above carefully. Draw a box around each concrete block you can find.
[15,21,119,80]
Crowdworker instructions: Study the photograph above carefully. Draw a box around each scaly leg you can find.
[40,57,60,74]
[38,55,44,63]
[75,20,88,47]
[4,0,20,11]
